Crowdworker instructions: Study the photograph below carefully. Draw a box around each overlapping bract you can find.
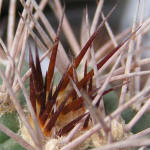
[29,10,130,137]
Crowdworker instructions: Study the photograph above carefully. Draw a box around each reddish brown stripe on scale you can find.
[61,75,93,106]
[30,75,36,113]
[78,70,94,90]
[39,99,55,126]
[29,46,38,114]
[83,61,88,90]
[46,7,65,94]
[39,66,70,125]
[59,66,73,91]
[35,47,46,116]
[83,114,90,129]
[88,77,93,92]
[84,61,88,77]
[52,67,69,101]
[47,81,53,102]
[29,47,44,107]
[31,10,65,123]
[35,45,44,94]
[60,78,93,114]
[44,90,72,135]
[57,113,89,136]
[60,79,94,116]
[62,97,84,114]
[46,41,59,93]
[40,79,68,126]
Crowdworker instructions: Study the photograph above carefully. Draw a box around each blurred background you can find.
[1,0,149,48]
[0,0,150,74]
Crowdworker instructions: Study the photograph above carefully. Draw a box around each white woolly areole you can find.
[0,86,14,115]
[44,139,59,150]
[111,119,124,141]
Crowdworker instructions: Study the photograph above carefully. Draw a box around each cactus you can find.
[0,0,150,150]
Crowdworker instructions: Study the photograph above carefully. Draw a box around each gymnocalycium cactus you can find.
[1,0,150,150]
